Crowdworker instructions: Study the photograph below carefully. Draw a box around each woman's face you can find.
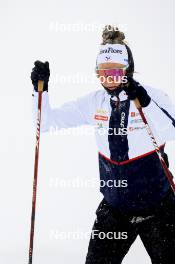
[97,62,127,91]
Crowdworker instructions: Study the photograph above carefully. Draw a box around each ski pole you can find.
[134,98,175,193]
[28,80,44,264]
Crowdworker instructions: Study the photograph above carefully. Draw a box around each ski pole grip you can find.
[134,98,141,109]
[38,80,44,92]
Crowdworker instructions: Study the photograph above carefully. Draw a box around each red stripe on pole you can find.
[28,80,43,264]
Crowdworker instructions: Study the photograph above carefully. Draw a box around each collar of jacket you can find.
[104,89,128,102]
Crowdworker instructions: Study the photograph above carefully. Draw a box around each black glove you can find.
[123,77,151,107]
[31,60,50,92]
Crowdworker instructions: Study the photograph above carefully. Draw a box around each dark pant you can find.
[85,190,175,264]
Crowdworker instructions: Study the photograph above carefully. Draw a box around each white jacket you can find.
[32,84,175,163]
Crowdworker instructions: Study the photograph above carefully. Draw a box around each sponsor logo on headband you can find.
[105,56,111,61]
[100,47,123,54]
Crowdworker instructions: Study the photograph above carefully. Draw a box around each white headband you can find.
[96,44,129,67]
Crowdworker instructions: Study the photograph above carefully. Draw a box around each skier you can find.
[31,25,175,263]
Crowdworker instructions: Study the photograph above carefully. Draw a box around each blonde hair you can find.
[101,25,126,45]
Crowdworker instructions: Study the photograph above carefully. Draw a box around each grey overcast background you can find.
[0,0,175,263]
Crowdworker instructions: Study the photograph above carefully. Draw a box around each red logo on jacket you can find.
[94,115,108,121]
